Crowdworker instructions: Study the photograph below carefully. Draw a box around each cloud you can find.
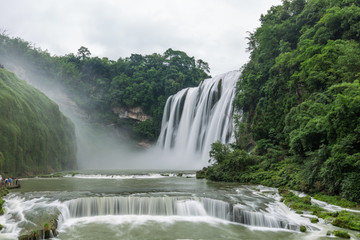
[0,0,281,75]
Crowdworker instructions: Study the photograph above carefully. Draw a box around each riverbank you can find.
[0,186,9,231]
[2,170,359,239]
[196,169,360,238]
[278,188,360,238]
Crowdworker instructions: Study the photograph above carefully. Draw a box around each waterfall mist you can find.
[2,60,148,170]
[3,54,240,170]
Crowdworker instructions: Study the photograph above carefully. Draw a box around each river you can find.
[0,170,342,239]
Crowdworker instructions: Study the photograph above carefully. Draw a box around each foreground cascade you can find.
[157,70,240,165]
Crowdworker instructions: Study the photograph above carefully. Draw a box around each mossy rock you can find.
[300,225,306,232]
[331,211,360,231]
[334,230,350,239]
[278,188,290,195]
[310,218,319,223]
[0,224,4,231]
[177,173,183,177]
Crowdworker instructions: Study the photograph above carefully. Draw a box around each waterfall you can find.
[157,71,241,165]
[58,196,313,231]
[1,194,316,236]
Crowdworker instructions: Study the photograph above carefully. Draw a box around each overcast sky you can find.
[0,0,281,76]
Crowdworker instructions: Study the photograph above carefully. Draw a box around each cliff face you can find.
[112,107,152,122]
[0,68,77,176]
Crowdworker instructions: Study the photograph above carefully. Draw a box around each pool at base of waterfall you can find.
[0,170,338,240]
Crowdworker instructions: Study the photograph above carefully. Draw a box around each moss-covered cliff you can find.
[0,68,76,176]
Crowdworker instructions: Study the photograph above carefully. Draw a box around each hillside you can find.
[205,0,360,202]
[0,36,210,141]
[0,68,76,176]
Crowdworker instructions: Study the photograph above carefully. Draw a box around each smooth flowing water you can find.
[0,170,339,240]
[157,71,240,167]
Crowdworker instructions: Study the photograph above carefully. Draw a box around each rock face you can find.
[113,107,152,122]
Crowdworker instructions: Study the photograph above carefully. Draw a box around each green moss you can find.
[310,218,319,223]
[44,223,50,231]
[0,69,77,176]
[313,194,359,209]
[300,225,306,232]
[331,211,360,231]
[333,230,350,239]
[280,191,323,212]
[0,198,5,215]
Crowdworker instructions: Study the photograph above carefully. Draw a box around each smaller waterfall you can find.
[57,196,314,231]
[201,198,231,220]
[1,194,319,238]
[233,207,282,229]
[157,71,241,166]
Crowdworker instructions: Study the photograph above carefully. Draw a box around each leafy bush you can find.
[341,172,360,202]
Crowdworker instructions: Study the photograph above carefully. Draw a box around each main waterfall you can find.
[157,70,241,166]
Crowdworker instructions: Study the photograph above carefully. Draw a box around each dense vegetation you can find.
[0,35,210,140]
[206,0,360,203]
[0,68,76,176]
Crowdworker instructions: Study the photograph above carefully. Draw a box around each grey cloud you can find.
[0,0,282,75]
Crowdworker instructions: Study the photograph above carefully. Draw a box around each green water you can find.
[0,170,345,240]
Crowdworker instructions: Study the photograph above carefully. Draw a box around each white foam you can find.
[58,215,230,231]
[64,173,173,179]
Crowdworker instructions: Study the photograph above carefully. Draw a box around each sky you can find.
[0,0,282,76]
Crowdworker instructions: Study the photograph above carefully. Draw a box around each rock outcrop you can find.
[113,107,152,122]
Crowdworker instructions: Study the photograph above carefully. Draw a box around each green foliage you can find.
[43,223,50,231]
[333,230,350,239]
[133,119,156,140]
[0,198,4,215]
[196,168,207,179]
[0,69,76,176]
[331,211,360,231]
[310,218,319,223]
[206,0,360,203]
[206,142,256,182]
[313,194,359,208]
[300,225,306,232]
[0,35,210,141]
[281,191,323,212]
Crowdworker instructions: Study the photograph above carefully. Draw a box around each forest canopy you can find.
[206,0,360,202]
[0,35,210,140]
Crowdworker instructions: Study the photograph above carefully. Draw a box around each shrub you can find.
[341,172,360,202]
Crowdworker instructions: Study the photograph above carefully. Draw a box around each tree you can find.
[77,46,91,60]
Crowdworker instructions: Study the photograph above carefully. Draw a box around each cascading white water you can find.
[1,188,320,239]
[56,196,311,231]
[157,71,241,166]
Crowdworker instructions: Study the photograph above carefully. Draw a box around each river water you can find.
[0,170,343,240]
